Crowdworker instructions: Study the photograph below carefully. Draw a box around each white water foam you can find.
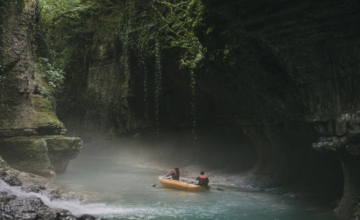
[0,179,228,219]
[0,180,135,216]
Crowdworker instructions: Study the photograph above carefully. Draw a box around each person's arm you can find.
[165,170,174,177]
[196,177,199,180]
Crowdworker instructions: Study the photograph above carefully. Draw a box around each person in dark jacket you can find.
[196,171,209,186]
[165,167,180,180]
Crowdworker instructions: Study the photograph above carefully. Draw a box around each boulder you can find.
[0,137,55,177]
[45,136,83,173]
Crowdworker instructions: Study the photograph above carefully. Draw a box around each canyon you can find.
[1,0,360,219]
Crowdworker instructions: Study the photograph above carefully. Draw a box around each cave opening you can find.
[241,123,345,203]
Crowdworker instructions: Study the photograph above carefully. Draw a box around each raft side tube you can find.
[158,176,210,192]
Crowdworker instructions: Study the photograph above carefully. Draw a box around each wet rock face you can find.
[0,137,55,177]
[0,0,65,136]
[200,0,360,218]
[0,170,21,187]
[313,134,360,219]
[0,136,83,177]
[0,0,83,176]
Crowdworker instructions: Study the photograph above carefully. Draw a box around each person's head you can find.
[200,171,204,175]
[175,167,180,174]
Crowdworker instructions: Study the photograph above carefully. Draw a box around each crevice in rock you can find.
[35,127,59,136]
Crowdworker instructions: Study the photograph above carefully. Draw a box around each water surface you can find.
[52,158,340,220]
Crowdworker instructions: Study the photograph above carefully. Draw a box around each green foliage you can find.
[34,56,64,111]
[152,0,205,69]
[39,0,205,139]
[39,0,205,71]
[36,57,65,91]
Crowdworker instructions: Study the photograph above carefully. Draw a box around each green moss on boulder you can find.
[0,137,55,177]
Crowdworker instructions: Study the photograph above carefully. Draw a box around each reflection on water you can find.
[52,158,340,220]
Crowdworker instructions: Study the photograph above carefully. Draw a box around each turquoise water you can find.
[52,158,340,220]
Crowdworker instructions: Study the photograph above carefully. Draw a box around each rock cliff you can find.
[200,1,360,218]
[0,0,82,176]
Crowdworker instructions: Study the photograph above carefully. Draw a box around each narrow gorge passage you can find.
[1,0,360,219]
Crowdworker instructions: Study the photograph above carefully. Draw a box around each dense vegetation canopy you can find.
[38,0,205,141]
[39,0,205,73]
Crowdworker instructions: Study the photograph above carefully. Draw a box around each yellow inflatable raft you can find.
[158,176,210,192]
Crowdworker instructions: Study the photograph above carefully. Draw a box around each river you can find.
[50,158,340,220]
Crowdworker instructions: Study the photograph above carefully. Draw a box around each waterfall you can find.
[155,37,162,137]
[0,180,129,216]
[190,69,197,147]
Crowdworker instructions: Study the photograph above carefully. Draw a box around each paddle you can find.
[212,185,224,191]
[209,184,224,191]
[152,175,170,187]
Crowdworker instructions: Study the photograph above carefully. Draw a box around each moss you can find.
[0,137,55,176]
[43,136,83,173]
[0,136,83,175]
[45,136,83,152]
[31,95,63,127]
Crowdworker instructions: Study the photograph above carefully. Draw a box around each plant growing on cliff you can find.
[151,0,204,144]
[39,0,204,142]
[40,0,205,69]
[35,57,64,92]
[151,0,205,69]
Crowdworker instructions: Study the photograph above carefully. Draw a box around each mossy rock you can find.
[32,95,63,127]
[0,137,55,177]
[45,136,83,173]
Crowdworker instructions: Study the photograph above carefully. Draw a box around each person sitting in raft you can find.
[196,171,209,186]
[165,167,180,180]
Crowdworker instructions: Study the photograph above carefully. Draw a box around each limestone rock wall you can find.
[0,0,82,176]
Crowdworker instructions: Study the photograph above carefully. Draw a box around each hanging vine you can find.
[39,0,206,141]
[151,0,204,145]
[155,37,162,137]
[140,48,149,120]
[122,11,132,98]
[190,69,197,147]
